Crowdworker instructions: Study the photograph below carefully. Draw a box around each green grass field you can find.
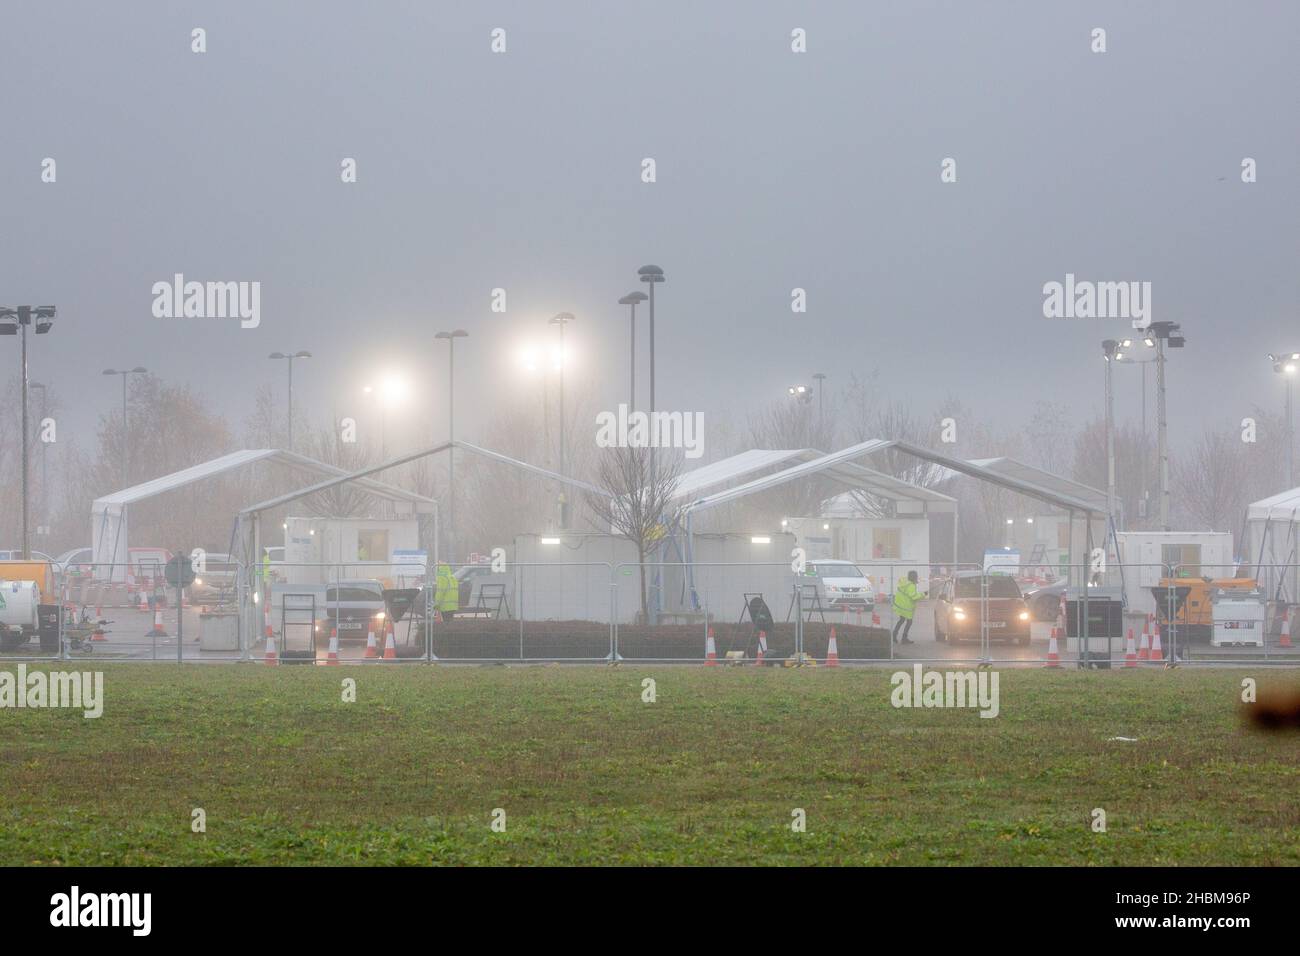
[2,664,1298,865]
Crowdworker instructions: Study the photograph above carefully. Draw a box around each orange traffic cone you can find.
[146,606,168,638]
[382,622,397,660]
[137,590,148,612]
[263,605,273,641]
[755,629,767,666]
[1045,626,1061,668]
[1279,607,1293,648]
[90,624,107,642]
[1149,622,1164,662]
[1137,616,1151,661]
[326,626,339,665]
[264,633,278,665]
[825,626,840,667]
[1124,628,1137,667]
[364,625,379,659]
[704,626,718,666]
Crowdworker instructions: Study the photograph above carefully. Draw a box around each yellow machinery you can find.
[1156,577,1258,628]
[0,559,56,598]
[0,559,60,651]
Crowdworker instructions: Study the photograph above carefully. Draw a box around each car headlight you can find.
[374,611,385,620]
[953,608,967,620]
[193,578,203,587]
[1019,611,1030,621]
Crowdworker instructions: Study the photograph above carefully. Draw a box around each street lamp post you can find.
[102,367,149,491]
[812,372,827,428]
[618,291,647,412]
[1,306,56,560]
[638,266,665,484]
[29,382,48,538]
[548,313,575,528]
[362,379,405,459]
[1115,341,1156,522]
[435,330,468,560]
[1269,352,1300,488]
[268,351,311,453]
[1142,322,1186,531]
[1102,340,1119,524]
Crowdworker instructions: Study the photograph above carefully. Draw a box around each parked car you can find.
[319,579,387,642]
[188,553,239,603]
[1024,580,1068,622]
[805,560,875,612]
[53,547,95,575]
[0,550,57,563]
[934,570,1032,644]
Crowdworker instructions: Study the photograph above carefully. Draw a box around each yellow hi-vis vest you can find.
[892,579,922,619]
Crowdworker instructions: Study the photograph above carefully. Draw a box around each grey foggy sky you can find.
[3,1,1298,463]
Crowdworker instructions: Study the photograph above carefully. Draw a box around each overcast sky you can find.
[3,0,1297,460]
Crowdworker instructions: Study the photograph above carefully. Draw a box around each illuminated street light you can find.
[435,330,469,560]
[1113,340,1156,520]
[1,306,55,561]
[548,313,575,528]
[1269,351,1300,487]
[363,375,408,457]
[1143,322,1186,530]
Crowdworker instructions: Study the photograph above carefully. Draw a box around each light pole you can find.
[435,330,468,560]
[1102,340,1119,525]
[362,385,383,457]
[268,351,311,453]
[1269,352,1299,488]
[102,367,148,491]
[29,381,48,538]
[638,265,665,483]
[363,378,405,459]
[812,372,827,428]
[1,306,55,560]
[1115,341,1156,522]
[517,346,552,465]
[618,291,647,412]
[1142,321,1186,531]
[548,313,575,528]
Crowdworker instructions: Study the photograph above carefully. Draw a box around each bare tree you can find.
[1025,400,1074,476]
[737,391,838,523]
[1170,423,1253,533]
[297,425,379,518]
[585,445,683,624]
